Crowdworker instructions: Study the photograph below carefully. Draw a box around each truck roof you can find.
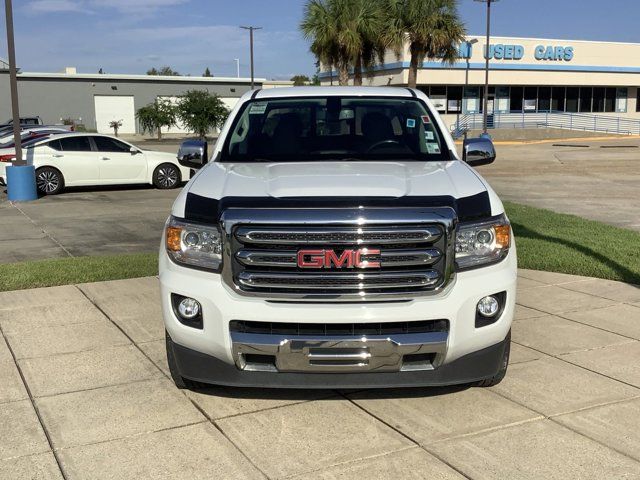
[253,86,415,99]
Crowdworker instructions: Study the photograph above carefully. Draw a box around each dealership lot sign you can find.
[461,43,575,62]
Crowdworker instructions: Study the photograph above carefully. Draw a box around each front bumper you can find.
[159,245,517,388]
[168,331,510,388]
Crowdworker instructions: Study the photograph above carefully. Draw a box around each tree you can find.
[109,120,123,137]
[301,0,382,86]
[176,90,230,139]
[290,74,311,86]
[136,99,177,140]
[147,66,180,76]
[382,0,466,88]
[203,67,213,77]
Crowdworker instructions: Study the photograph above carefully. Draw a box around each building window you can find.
[593,87,605,112]
[580,87,593,112]
[430,86,446,113]
[566,87,579,112]
[538,87,551,112]
[636,88,640,112]
[447,86,462,113]
[617,88,628,112]
[605,87,616,112]
[495,86,510,113]
[510,86,523,112]
[551,87,565,112]
[463,86,480,113]
[523,87,537,112]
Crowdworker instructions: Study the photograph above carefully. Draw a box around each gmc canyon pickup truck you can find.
[161,86,516,389]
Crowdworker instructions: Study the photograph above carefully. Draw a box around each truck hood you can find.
[187,160,487,200]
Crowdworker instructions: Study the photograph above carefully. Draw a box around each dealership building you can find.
[321,36,640,132]
[0,64,291,134]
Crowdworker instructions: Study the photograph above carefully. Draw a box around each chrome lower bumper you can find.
[231,331,448,373]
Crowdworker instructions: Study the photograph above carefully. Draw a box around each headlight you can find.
[455,215,511,270]
[165,216,222,271]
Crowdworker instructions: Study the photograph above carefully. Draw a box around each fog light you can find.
[178,297,201,319]
[477,295,499,317]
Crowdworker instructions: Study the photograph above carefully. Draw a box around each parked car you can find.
[160,86,516,390]
[0,127,73,147]
[0,116,43,127]
[0,133,190,194]
[0,124,74,141]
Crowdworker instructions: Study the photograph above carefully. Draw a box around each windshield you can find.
[221,96,450,162]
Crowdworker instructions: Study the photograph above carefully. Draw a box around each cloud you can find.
[12,11,315,78]
[25,0,85,13]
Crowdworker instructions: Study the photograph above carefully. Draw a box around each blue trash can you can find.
[6,164,38,202]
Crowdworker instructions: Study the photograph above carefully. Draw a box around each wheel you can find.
[36,167,64,195]
[475,330,511,387]
[153,163,181,189]
[165,331,199,390]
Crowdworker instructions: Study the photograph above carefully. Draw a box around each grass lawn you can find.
[0,202,638,292]
[0,253,157,292]
[505,201,640,285]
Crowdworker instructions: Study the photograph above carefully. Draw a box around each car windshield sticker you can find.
[406,118,416,128]
[425,131,434,140]
[421,115,430,124]
[426,143,440,154]
[249,103,267,114]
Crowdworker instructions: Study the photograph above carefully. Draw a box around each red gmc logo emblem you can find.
[297,249,381,269]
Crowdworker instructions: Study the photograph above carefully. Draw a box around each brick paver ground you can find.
[1,270,639,479]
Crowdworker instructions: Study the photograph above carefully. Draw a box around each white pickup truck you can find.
[160,86,516,389]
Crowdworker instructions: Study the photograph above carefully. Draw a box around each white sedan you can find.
[0,133,191,195]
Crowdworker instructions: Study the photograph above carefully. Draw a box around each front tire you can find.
[36,167,64,195]
[153,163,181,189]
[475,330,511,387]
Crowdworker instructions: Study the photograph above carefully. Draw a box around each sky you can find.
[1,0,639,80]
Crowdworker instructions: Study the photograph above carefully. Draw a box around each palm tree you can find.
[301,0,383,86]
[383,0,466,88]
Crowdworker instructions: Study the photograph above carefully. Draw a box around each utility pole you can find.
[4,0,37,201]
[234,58,240,78]
[5,0,22,166]
[240,25,261,89]
[474,0,499,136]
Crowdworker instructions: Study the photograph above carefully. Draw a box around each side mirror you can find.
[177,139,208,169]
[462,137,496,167]
[129,146,140,155]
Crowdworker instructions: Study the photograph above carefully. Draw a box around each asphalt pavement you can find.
[1,137,639,264]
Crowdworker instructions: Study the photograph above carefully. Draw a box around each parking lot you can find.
[1,269,639,478]
[1,137,639,264]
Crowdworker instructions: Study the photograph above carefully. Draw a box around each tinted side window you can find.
[59,136,92,152]
[92,136,131,153]
[48,139,63,151]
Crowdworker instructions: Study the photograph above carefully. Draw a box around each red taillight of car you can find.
[0,154,15,162]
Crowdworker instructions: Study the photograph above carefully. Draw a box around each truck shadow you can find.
[189,384,471,401]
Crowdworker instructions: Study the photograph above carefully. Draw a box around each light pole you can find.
[4,0,37,201]
[463,38,478,140]
[474,0,499,136]
[240,26,262,89]
[234,58,240,78]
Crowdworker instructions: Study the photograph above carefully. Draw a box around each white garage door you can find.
[94,95,136,134]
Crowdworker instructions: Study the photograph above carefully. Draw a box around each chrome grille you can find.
[235,226,442,245]
[222,208,455,300]
[238,270,440,290]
